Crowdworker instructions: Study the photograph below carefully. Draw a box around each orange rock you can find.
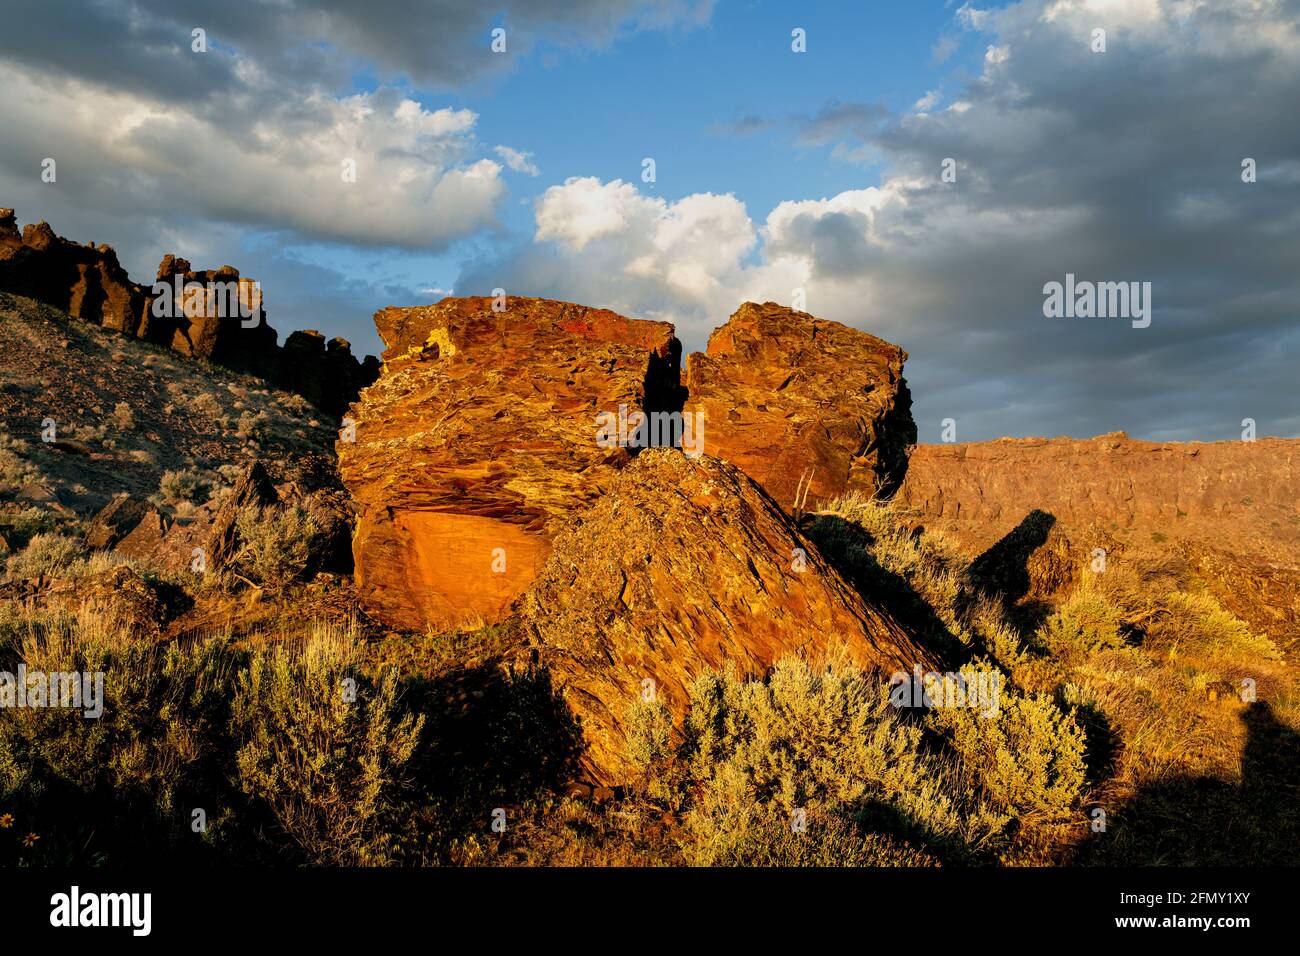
[684,302,915,511]
[338,296,682,632]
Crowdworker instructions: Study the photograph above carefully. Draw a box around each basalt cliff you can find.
[0,208,376,415]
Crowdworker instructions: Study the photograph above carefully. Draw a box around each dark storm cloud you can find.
[775,1,1300,442]
[0,0,713,96]
[794,100,889,147]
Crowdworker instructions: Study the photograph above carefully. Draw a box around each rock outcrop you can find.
[107,461,351,578]
[281,329,382,418]
[896,433,1300,642]
[0,211,144,334]
[84,493,152,551]
[515,449,938,783]
[338,296,682,632]
[340,296,921,634]
[0,208,375,415]
[684,302,915,511]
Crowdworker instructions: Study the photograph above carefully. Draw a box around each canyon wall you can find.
[897,433,1300,642]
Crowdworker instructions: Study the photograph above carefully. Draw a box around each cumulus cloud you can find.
[459,177,759,334]
[0,65,505,248]
[0,0,716,251]
[462,0,1300,442]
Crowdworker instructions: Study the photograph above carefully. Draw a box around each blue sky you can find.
[286,0,998,351]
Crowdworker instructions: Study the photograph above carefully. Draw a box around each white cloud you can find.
[494,146,541,176]
[534,177,646,250]
[463,0,1300,442]
[0,63,505,249]
[914,90,942,112]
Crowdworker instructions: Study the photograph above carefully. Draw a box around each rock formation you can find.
[896,433,1300,642]
[0,208,375,415]
[338,296,682,632]
[684,302,915,510]
[340,296,920,633]
[514,449,938,783]
[107,461,351,578]
[84,493,152,551]
[0,212,144,334]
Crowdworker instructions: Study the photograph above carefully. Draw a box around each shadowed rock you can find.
[85,493,152,551]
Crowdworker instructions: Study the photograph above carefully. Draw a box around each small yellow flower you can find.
[0,814,13,828]
[22,833,39,847]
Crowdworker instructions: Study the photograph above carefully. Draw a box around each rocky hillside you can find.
[0,289,350,585]
[0,208,377,415]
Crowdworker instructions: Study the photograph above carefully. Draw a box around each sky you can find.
[1,0,1297,442]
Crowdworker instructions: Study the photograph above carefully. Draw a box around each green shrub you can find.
[929,689,1087,820]
[624,694,679,806]
[0,600,237,826]
[659,656,1007,864]
[1157,590,1279,660]
[111,402,135,431]
[230,623,424,865]
[158,468,211,505]
[234,504,319,587]
[1,602,424,866]
[4,506,55,538]
[4,533,84,579]
[1038,590,1124,655]
[236,410,272,442]
[189,392,224,419]
[0,424,38,491]
[689,808,940,867]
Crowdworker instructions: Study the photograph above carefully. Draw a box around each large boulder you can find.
[84,493,153,551]
[337,296,683,632]
[684,302,916,511]
[514,449,939,783]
